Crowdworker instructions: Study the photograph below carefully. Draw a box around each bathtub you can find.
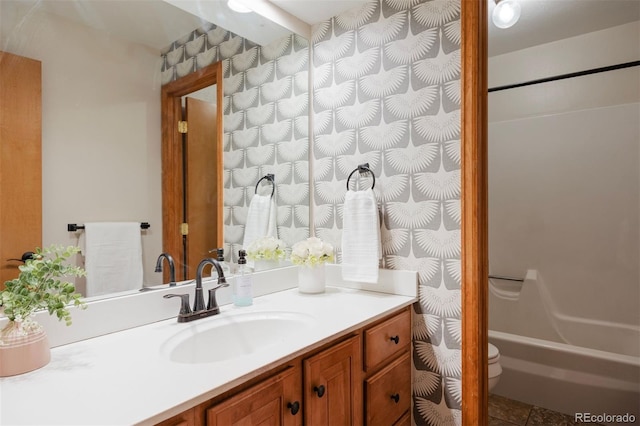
[489,329,640,424]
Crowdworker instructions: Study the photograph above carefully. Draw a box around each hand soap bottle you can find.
[216,247,232,277]
[233,249,253,307]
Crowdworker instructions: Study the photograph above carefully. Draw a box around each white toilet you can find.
[488,343,502,391]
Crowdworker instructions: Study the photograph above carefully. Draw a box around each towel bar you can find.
[68,222,150,232]
[346,163,375,190]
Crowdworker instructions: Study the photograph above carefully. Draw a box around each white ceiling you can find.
[488,0,640,56]
[270,0,369,25]
[270,0,640,57]
[5,0,639,54]
[2,0,206,50]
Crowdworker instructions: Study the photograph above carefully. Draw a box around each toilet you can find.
[488,343,502,391]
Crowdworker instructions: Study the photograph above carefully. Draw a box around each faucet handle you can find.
[206,279,229,314]
[206,288,220,315]
[164,294,192,316]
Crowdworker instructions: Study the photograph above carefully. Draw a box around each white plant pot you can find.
[297,264,326,294]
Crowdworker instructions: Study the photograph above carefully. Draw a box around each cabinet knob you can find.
[390,393,400,403]
[390,335,400,344]
[287,401,300,415]
[313,385,325,398]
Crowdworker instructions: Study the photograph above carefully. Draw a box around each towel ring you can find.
[346,163,375,190]
[255,174,275,197]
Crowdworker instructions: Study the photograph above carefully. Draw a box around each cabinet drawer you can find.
[365,351,411,426]
[364,308,410,370]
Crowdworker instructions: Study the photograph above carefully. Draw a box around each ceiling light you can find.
[492,0,521,29]
[228,0,252,13]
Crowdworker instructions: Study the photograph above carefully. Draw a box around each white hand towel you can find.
[341,188,381,283]
[80,222,143,297]
[266,197,278,239]
[243,194,273,249]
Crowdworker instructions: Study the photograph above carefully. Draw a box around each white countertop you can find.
[0,282,416,425]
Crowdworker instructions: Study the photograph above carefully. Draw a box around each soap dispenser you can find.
[234,249,253,307]
[216,247,232,277]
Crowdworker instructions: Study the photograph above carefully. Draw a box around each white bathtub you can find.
[489,329,640,424]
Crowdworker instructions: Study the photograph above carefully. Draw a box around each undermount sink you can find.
[160,311,315,364]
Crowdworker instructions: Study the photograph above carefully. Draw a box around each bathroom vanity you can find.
[160,307,411,426]
[0,266,417,425]
[158,306,411,426]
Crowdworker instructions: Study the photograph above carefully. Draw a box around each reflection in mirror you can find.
[183,83,221,281]
[160,12,312,279]
[161,62,224,283]
[0,0,310,299]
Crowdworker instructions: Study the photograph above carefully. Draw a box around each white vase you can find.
[0,321,51,377]
[297,263,326,294]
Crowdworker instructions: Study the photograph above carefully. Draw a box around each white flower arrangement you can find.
[246,236,287,261]
[291,237,334,267]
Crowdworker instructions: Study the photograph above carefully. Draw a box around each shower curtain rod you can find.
[488,60,640,93]
[489,274,525,283]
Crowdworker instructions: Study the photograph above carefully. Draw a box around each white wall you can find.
[1,5,164,289]
[488,22,640,341]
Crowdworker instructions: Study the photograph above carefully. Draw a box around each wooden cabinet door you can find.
[0,51,42,287]
[155,408,195,426]
[206,366,302,426]
[303,336,362,426]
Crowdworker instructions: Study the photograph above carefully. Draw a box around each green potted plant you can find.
[0,245,86,376]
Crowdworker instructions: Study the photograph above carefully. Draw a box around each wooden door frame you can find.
[461,0,488,424]
[161,62,224,280]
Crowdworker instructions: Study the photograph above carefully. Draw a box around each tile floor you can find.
[488,394,600,426]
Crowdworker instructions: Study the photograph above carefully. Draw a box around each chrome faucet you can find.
[155,253,176,286]
[164,258,229,322]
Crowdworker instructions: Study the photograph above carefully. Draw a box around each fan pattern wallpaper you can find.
[164,0,462,423]
[162,26,311,260]
[311,0,462,424]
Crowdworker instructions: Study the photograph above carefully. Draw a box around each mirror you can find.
[0,0,310,298]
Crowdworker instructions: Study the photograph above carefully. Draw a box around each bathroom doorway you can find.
[161,62,224,281]
[486,0,640,418]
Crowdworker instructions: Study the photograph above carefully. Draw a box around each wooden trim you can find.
[161,62,223,281]
[461,0,488,425]
[214,66,224,248]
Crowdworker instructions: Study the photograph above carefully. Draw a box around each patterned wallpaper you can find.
[161,24,310,261]
[163,0,462,423]
[311,0,462,424]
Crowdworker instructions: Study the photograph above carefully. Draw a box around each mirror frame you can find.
[161,61,224,280]
[461,0,488,424]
